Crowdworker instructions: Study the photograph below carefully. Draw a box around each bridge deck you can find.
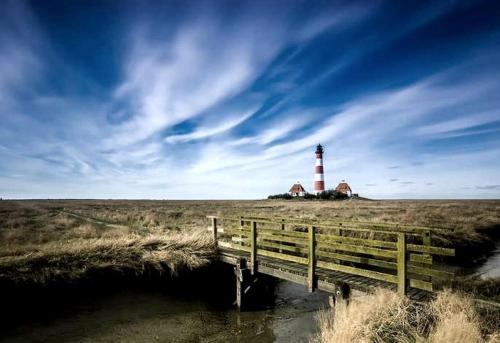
[208,215,458,303]
[219,247,431,301]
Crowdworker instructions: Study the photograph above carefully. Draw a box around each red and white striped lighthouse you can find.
[314,144,325,194]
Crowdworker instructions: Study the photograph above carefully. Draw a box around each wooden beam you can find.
[397,233,406,296]
[257,240,308,254]
[258,229,308,239]
[317,260,398,284]
[257,249,308,265]
[409,253,433,264]
[218,240,251,252]
[409,279,432,292]
[406,244,455,256]
[222,215,449,235]
[317,250,396,270]
[316,233,397,249]
[316,241,397,259]
[257,264,308,286]
[251,221,257,274]
[235,261,243,308]
[212,217,218,248]
[308,225,316,292]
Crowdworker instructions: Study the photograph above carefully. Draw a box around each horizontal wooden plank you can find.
[407,265,454,279]
[231,236,248,244]
[223,216,398,235]
[224,226,250,234]
[317,260,398,284]
[218,241,251,252]
[257,227,308,238]
[257,249,308,265]
[218,255,239,265]
[316,233,397,249]
[317,241,397,259]
[231,216,445,234]
[316,250,396,270]
[317,250,448,280]
[257,240,308,254]
[317,280,337,293]
[409,279,433,292]
[222,229,249,236]
[258,232,308,245]
[474,299,500,311]
[409,253,433,264]
[258,264,308,286]
[211,214,454,235]
[407,244,455,256]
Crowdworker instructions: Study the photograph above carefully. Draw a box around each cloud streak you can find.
[1,1,500,199]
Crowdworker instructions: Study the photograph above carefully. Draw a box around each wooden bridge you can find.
[207,215,456,308]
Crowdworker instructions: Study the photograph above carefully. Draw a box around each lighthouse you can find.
[314,144,325,194]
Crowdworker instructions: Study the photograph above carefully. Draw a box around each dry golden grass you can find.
[0,200,499,339]
[314,288,500,343]
[0,199,498,286]
[0,229,215,284]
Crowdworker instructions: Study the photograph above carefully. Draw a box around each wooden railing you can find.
[208,216,455,296]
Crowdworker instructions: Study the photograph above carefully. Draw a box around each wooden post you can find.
[279,219,285,253]
[235,260,243,309]
[211,217,218,248]
[397,232,406,296]
[239,216,244,247]
[308,225,316,292]
[335,226,342,265]
[250,221,257,275]
[422,231,432,282]
[333,282,350,309]
[423,231,431,248]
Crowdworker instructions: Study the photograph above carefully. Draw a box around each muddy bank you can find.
[0,262,329,343]
[0,262,234,330]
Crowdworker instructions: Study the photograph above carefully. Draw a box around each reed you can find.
[314,288,500,343]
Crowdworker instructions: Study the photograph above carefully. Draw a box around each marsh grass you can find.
[0,230,215,285]
[0,199,499,287]
[314,288,500,343]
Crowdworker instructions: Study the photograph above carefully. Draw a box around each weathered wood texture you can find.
[209,215,455,297]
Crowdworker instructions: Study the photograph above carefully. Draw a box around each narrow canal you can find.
[0,266,330,343]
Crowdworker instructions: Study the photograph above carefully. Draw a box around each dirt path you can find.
[61,210,131,230]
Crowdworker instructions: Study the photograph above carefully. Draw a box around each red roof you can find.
[335,182,352,194]
[289,183,306,193]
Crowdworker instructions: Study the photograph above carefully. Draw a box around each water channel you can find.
[2,241,499,343]
[0,267,330,343]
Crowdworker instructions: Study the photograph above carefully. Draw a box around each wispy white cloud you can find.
[185,59,500,198]
[108,2,380,148]
[165,107,257,144]
[229,115,310,146]
[110,17,283,146]
[414,109,500,136]
[1,1,499,199]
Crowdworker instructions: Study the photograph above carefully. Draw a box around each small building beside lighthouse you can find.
[336,180,352,197]
[288,182,306,197]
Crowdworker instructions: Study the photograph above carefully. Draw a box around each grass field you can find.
[1,199,499,286]
[1,199,499,341]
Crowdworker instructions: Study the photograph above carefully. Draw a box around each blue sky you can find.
[1,0,500,199]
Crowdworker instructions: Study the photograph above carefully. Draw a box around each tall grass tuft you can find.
[314,288,500,343]
[0,230,215,285]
